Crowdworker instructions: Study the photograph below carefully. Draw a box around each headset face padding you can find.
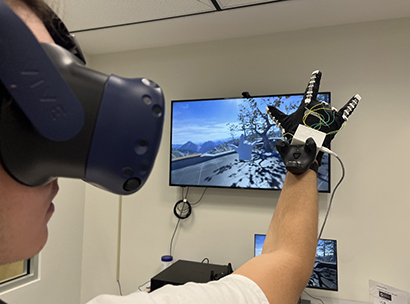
[0,0,165,195]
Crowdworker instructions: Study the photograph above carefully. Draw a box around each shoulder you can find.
[86,274,269,304]
[150,274,269,304]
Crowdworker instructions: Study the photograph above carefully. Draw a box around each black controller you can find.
[276,137,317,175]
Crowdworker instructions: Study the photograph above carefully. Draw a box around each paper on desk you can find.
[369,280,408,304]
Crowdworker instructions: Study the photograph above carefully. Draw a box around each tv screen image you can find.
[170,93,330,192]
[254,234,338,291]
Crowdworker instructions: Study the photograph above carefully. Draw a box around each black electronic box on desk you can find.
[150,260,233,292]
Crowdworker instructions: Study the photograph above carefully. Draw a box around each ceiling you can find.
[61,0,410,55]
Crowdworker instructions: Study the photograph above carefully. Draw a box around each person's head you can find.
[0,0,59,265]
[0,0,165,265]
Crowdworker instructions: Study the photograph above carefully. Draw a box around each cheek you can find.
[0,205,48,263]
[0,164,55,262]
[10,199,48,242]
[0,189,51,262]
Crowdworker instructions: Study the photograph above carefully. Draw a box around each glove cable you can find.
[317,147,345,240]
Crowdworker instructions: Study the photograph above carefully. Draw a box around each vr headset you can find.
[0,0,165,195]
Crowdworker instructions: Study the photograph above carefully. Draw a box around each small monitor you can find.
[254,234,338,291]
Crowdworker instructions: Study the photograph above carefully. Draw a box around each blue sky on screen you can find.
[172,98,241,145]
[172,95,303,145]
[254,234,266,256]
[255,235,336,258]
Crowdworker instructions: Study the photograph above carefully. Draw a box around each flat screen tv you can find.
[254,234,338,291]
[170,92,330,192]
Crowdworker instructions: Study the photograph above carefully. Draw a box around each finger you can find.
[303,70,322,104]
[337,94,362,120]
[266,105,286,134]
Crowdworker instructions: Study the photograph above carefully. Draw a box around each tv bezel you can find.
[254,234,338,292]
[169,92,331,193]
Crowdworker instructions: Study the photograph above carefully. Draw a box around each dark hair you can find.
[5,0,54,23]
[24,0,54,22]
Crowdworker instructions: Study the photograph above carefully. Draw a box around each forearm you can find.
[234,169,319,304]
[262,170,318,259]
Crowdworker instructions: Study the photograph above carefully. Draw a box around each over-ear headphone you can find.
[0,0,165,195]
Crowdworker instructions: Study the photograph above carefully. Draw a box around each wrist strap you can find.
[309,161,319,174]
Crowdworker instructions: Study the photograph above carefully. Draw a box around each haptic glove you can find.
[266,70,361,166]
[266,70,361,148]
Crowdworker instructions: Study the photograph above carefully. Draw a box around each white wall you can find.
[1,179,85,304]
[80,17,410,303]
[80,185,120,303]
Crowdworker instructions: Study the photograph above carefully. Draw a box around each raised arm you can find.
[234,169,318,304]
[234,71,362,304]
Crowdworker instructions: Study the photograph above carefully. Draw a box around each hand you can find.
[229,134,258,161]
[276,137,317,175]
[266,70,361,149]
